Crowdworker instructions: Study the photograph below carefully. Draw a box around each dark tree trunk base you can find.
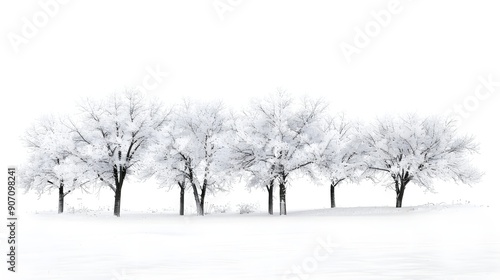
[330,183,336,208]
[279,181,286,215]
[58,185,64,214]
[268,181,274,215]
[395,179,408,208]
[114,186,122,217]
[396,193,404,208]
[180,187,185,216]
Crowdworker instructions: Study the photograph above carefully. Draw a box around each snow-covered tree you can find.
[140,122,190,215]
[21,116,90,213]
[364,115,481,207]
[67,90,169,216]
[232,91,327,215]
[313,115,367,208]
[231,111,278,215]
[145,100,233,216]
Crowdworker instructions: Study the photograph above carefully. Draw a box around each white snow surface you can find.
[2,205,499,280]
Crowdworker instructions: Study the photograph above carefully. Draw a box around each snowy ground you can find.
[2,205,500,280]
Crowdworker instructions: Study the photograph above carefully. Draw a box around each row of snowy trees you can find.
[21,90,481,216]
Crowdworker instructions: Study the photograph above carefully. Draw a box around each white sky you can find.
[1,0,500,212]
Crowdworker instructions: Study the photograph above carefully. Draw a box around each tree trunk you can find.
[267,180,274,215]
[113,166,127,217]
[189,162,206,216]
[330,179,344,208]
[279,174,287,215]
[330,182,336,208]
[279,184,286,215]
[395,179,408,208]
[179,185,185,216]
[114,184,122,217]
[197,202,204,215]
[58,184,64,214]
[192,183,204,216]
[200,182,207,216]
[193,190,202,215]
[396,193,403,207]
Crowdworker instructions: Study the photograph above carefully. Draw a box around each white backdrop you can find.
[1,0,499,213]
